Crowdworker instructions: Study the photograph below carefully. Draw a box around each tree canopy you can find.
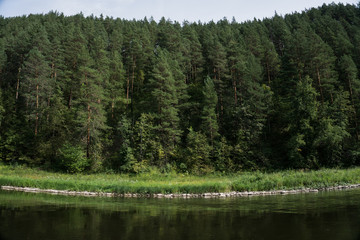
[1,4,360,173]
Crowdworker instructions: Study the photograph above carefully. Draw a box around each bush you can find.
[57,143,88,173]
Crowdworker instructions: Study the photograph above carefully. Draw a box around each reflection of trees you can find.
[1,191,360,239]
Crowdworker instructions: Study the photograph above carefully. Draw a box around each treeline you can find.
[0,3,360,173]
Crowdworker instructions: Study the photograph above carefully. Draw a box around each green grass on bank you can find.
[1,165,360,194]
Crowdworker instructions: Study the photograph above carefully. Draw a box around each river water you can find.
[0,188,360,240]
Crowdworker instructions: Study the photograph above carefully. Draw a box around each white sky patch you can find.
[0,0,358,23]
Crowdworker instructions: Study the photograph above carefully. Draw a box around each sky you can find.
[0,0,358,23]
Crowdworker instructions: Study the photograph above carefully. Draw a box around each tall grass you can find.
[1,165,360,194]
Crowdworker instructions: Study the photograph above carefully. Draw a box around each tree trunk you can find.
[131,57,136,98]
[139,127,143,158]
[266,60,271,85]
[131,57,136,120]
[84,72,91,159]
[232,69,237,105]
[348,79,359,139]
[218,70,224,118]
[68,89,72,109]
[47,63,55,121]
[16,67,21,100]
[35,83,39,136]
[126,72,130,105]
[111,98,115,119]
[87,103,91,159]
[316,66,324,104]
[15,55,24,102]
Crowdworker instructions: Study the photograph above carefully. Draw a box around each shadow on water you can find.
[1,189,360,240]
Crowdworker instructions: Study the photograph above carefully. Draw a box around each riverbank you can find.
[1,165,360,198]
[2,184,360,198]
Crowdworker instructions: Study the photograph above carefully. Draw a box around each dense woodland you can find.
[0,3,360,173]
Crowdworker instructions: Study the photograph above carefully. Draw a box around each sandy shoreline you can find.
[2,184,360,198]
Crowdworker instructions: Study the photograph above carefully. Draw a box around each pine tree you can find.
[133,113,159,166]
[63,23,87,109]
[0,38,6,79]
[182,24,204,84]
[242,20,280,85]
[22,47,52,136]
[104,50,127,164]
[149,49,182,162]
[107,50,126,122]
[74,46,107,167]
[201,77,219,145]
[241,54,271,145]
[114,116,136,172]
[123,33,141,108]
[207,37,227,120]
[339,54,360,139]
[309,34,338,104]
[314,91,351,166]
[265,13,291,57]
[167,56,190,134]
[1,6,360,171]
[287,76,319,168]
[0,38,6,128]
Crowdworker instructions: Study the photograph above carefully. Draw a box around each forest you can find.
[0,3,359,174]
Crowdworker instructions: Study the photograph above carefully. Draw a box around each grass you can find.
[1,165,360,194]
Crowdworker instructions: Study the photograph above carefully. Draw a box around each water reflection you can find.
[1,189,360,240]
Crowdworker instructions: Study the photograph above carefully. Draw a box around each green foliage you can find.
[185,127,212,173]
[315,92,351,166]
[57,143,88,173]
[338,54,360,138]
[149,49,182,160]
[0,38,6,72]
[133,113,158,164]
[1,4,360,172]
[115,116,136,172]
[287,76,319,168]
[213,137,233,172]
[201,77,219,144]
[22,47,52,136]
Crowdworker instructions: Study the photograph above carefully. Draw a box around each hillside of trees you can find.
[0,3,360,173]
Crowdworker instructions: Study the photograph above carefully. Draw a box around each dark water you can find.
[1,189,360,240]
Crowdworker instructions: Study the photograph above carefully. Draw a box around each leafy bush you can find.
[58,143,88,173]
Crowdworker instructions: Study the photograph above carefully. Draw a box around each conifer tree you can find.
[309,34,338,104]
[204,35,228,127]
[63,23,86,109]
[167,56,189,134]
[107,50,126,122]
[241,54,271,144]
[265,13,291,57]
[133,113,159,166]
[339,55,360,139]
[149,49,181,162]
[22,47,52,136]
[182,24,204,84]
[1,5,360,170]
[201,77,219,145]
[0,38,6,78]
[314,92,351,166]
[74,46,107,166]
[107,27,126,123]
[287,76,319,168]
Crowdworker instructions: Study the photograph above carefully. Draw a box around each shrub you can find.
[58,143,88,173]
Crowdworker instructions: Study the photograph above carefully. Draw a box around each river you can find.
[1,188,360,240]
